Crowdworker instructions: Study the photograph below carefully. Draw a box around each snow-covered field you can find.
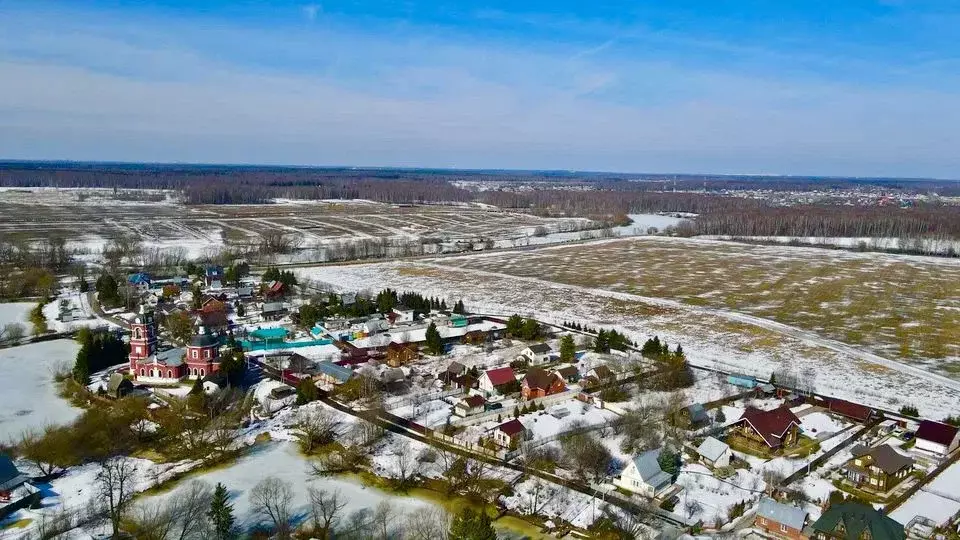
[890,460,960,527]
[294,258,960,419]
[0,301,34,335]
[140,442,438,532]
[698,235,960,256]
[0,339,81,441]
[675,463,765,524]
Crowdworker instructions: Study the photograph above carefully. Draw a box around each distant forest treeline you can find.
[2,163,959,239]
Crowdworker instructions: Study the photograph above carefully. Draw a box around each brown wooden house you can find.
[386,342,419,367]
[521,367,566,400]
[843,444,914,493]
[728,406,801,454]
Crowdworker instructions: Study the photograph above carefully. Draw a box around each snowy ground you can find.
[675,463,766,525]
[0,339,81,442]
[41,292,115,333]
[890,459,960,527]
[460,400,618,446]
[0,301,34,336]
[294,258,960,419]
[140,442,438,533]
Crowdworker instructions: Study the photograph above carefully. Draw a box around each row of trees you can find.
[72,328,128,384]
[505,315,542,340]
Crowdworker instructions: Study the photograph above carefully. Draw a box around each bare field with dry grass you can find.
[298,259,960,418]
[432,237,960,369]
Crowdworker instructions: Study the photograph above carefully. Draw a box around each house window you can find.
[780,524,788,533]
[139,369,144,376]
[192,350,198,359]
[167,370,172,378]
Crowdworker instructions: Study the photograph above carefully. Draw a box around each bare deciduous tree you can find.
[250,477,294,539]
[295,407,340,454]
[404,507,451,540]
[96,457,138,539]
[307,487,347,539]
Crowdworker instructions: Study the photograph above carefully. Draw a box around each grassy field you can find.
[297,258,960,419]
[0,188,594,262]
[432,238,960,368]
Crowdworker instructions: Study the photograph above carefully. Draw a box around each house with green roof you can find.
[810,502,905,540]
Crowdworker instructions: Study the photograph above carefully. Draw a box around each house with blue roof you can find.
[727,373,758,389]
[316,362,354,385]
[0,454,40,519]
[613,448,674,498]
[128,272,152,293]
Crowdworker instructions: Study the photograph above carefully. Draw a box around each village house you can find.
[554,365,580,383]
[588,365,616,384]
[128,272,152,293]
[236,286,254,300]
[521,367,566,400]
[386,342,419,367]
[315,362,354,385]
[205,265,224,288]
[392,306,416,323]
[455,394,487,417]
[479,366,518,396]
[439,361,466,385]
[380,367,406,386]
[828,398,874,423]
[198,310,230,333]
[104,373,134,399]
[755,497,807,540]
[453,373,478,390]
[0,455,40,519]
[728,406,802,454]
[843,444,914,492]
[675,403,710,428]
[914,420,960,458]
[809,502,905,540]
[261,301,288,321]
[264,280,286,300]
[518,343,552,365]
[613,448,673,499]
[697,436,732,468]
[494,419,530,448]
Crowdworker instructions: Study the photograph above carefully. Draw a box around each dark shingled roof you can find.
[811,503,905,540]
[523,367,559,391]
[737,406,801,447]
[497,419,526,436]
[916,420,959,447]
[829,399,873,422]
[848,445,914,475]
[463,395,486,408]
[190,333,220,347]
[527,343,552,354]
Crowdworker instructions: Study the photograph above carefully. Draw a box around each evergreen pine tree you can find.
[425,322,443,355]
[208,482,236,540]
[72,344,91,385]
[714,408,726,423]
[559,334,576,362]
[296,378,318,404]
[675,343,684,358]
[440,299,448,311]
[189,375,204,395]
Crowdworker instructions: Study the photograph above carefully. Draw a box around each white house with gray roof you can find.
[614,448,673,498]
[697,436,731,468]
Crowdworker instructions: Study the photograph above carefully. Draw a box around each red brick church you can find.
[129,306,222,384]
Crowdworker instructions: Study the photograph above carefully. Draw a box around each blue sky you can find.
[1,0,959,177]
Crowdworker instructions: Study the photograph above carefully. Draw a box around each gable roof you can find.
[591,365,615,380]
[829,399,873,421]
[758,498,807,531]
[697,437,730,462]
[0,454,28,491]
[737,406,801,447]
[523,367,560,391]
[462,395,486,408]
[851,445,914,475]
[630,449,672,490]
[685,403,709,423]
[151,347,185,367]
[497,419,526,436]
[483,367,516,386]
[316,362,354,382]
[198,310,229,329]
[107,373,132,394]
[916,420,959,447]
[262,301,286,313]
[527,343,552,354]
[812,502,905,540]
[555,366,579,379]
[446,361,466,375]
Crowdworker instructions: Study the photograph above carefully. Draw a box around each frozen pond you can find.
[0,339,82,441]
[0,301,35,336]
[613,213,686,236]
[141,442,439,533]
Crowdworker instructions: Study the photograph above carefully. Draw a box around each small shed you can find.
[105,373,134,399]
[697,436,732,468]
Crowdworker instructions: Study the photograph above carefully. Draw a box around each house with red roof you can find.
[914,420,960,457]
[728,406,802,454]
[455,394,487,417]
[828,398,874,423]
[521,368,566,400]
[494,419,530,448]
[479,366,517,396]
